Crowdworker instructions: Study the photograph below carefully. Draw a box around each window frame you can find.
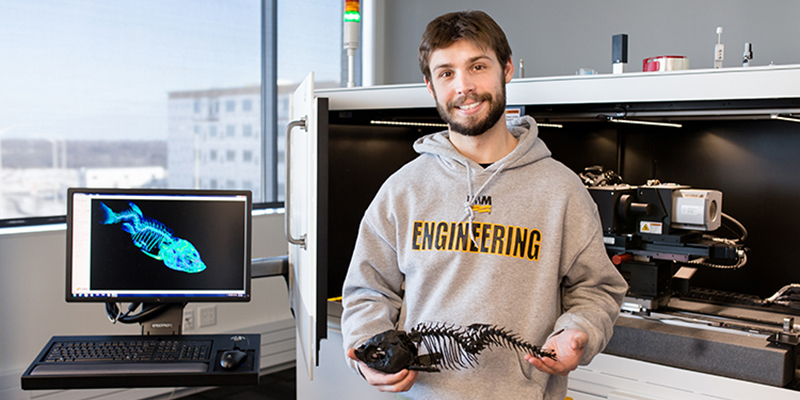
[261,0,280,209]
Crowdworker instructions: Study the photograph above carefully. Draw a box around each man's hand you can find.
[524,329,587,376]
[346,348,418,392]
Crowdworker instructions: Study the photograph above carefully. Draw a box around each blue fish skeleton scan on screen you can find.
[99,202,207,273]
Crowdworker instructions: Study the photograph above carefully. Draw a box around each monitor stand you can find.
[140,303,186,335]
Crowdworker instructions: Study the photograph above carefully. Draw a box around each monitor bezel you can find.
[65,187,253,303]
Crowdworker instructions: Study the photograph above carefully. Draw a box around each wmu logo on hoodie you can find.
[469,195,492,214]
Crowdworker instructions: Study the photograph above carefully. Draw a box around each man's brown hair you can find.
[418,10,512,82]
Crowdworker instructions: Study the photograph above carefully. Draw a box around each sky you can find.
[0,0,342,141]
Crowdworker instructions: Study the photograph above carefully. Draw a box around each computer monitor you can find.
[65,188,252,333]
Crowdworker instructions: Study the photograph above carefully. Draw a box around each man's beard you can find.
[435,84,507,137]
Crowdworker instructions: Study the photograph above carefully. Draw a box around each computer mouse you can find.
[220,349,247,370]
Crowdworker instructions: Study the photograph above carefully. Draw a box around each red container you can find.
[643,55,689,72]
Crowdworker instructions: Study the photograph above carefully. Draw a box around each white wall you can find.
[379,0,800,84]
[0,211,292,400]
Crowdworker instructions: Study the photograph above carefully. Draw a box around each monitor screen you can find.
[66,188,252,303]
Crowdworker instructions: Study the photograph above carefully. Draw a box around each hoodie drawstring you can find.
[461,162,507,248]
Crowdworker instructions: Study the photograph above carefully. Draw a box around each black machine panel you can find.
[326,104,800,304]
[542,118,800,299]
[326,117,438,299]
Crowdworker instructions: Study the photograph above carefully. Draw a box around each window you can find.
[277,0,347,200]
[208,100,220,120]
[243,150,253,162]
[226,125,236,137]
[0,0,354,224]
[0,0,266,222]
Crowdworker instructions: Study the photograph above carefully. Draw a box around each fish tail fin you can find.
[99,203,117,225]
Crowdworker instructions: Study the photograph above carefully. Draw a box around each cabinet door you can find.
[286,72,327,379]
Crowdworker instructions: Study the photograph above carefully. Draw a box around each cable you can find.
[687,251,747,270]
[685,213,748,270]
[764,283,800,304]
[103,302,178,324]
[721,212,748,242]
[118,302,142,322]
[106,302,120,323]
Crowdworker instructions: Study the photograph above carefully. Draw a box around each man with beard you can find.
[340,10,627,400]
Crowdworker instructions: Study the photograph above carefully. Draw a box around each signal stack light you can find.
[344,0,360,87]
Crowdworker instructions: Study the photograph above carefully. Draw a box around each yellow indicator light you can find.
[345,0,359,11]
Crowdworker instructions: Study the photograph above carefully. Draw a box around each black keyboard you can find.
[44,338,211,363]
[22,334,261,390]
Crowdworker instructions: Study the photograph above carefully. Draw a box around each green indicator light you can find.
[344,10,360,22]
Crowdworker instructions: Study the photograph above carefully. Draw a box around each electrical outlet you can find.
[183,309,194,331]
[198,305,217,327]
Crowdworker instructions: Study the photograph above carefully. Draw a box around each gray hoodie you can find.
[341,116,627,400]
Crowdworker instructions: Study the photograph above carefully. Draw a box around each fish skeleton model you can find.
[355,323,557,374]
[99,202,207,273]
